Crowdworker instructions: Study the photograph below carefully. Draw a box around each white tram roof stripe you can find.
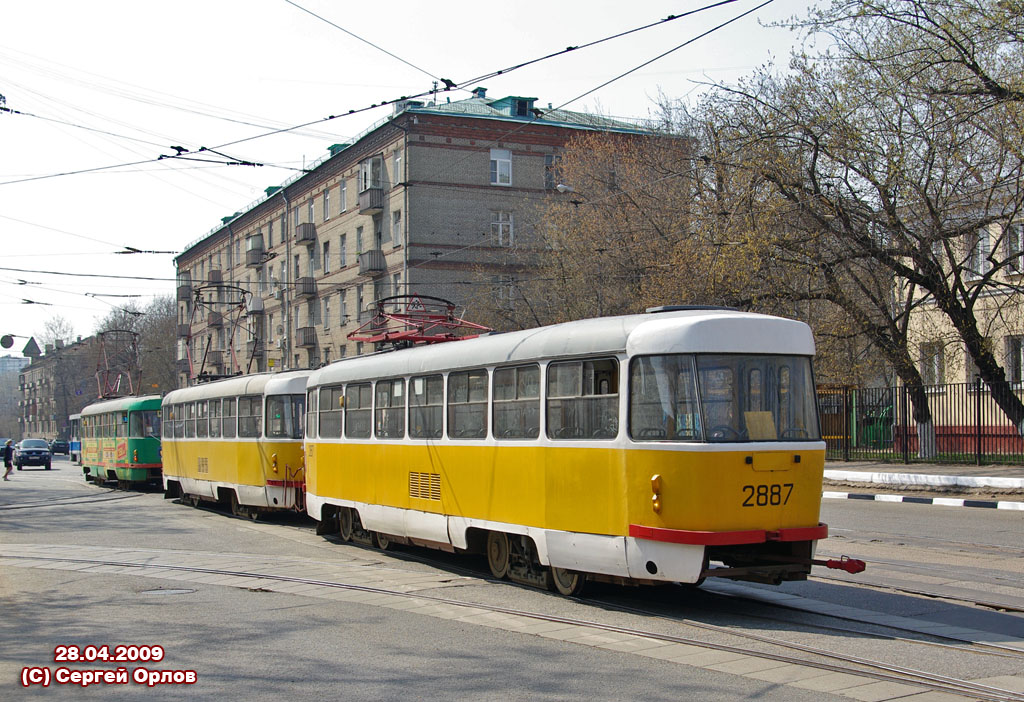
[308,310,815,387]
[80,394,162,417]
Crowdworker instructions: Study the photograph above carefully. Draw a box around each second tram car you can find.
[161,371,309,518]
[304,308,832,594]
[80,395,163,487]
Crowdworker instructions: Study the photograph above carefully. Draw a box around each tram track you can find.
[4,550,1023,701]
[0,492,143,511]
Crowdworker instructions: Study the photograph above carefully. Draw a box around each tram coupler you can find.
[816,556,866,574]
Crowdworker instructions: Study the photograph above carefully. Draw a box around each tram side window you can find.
[185,403,196,438]
[319,385,344,438]
[116,411,128,438]
[222,398,237,438]
[196,400,209,438]
[375,379,406,439]
[305,389,319,439]
[266,394,304,440]
[173,404,185,439]
[209,400,222,438]
[448,369,488,439]
[345,383,372,438]
[493,364,540,439]
[547,358,619,440]
[238,395,262,438]
[629,355,702,441]
[162,406,172,439]
[410,375,443,439]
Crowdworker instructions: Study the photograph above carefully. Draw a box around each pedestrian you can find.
[2,439,13,480]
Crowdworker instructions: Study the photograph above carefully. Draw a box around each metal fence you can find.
[817,381,1024,465]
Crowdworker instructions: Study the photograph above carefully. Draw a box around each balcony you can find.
[296,277,317,298]
[358,187,385,214]
[246,296,265,315]
[176,283,192,301]
[295,222,317,245]
[208,269,223,284]
[245,248,266,267]
[176,359,191,373]
[207,311,223,328]
[358,249,387,275]
[246,340,264,358]
[296,326,317,347]
[204,350,223,367]
[177,324,191,338]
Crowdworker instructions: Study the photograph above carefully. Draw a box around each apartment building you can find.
[174,88,647,386]
[17,336,98,440]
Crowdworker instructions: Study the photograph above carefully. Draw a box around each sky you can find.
[0,0,816,358]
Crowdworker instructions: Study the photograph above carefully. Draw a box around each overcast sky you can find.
[0,0,814,356]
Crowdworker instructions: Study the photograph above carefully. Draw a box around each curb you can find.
[823,469,1024,490]
[823,491,1024,511]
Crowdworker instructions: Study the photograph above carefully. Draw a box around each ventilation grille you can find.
[197,457,209,475]
[408,472,441,501]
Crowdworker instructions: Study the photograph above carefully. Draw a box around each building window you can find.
[919,341,945,385]
[392,149,402,183]
[356,284,364,322]
[492,211,514,246]
[307,198,314,224]
[339,289,347,326]
[294,255,300,280]
[323,241,331,274]
[393,273,401,297]
[490,148,511,185]
[323,189,330,221]
[323,297,331,330]
[968,229,992,279]
[1007,336,1024,383]
[340,234,347,267]
[340,180,347,212]
[268,313,275,342]
[1004,222,1022,271]
[356,226,364,254]
[267,220,273,248]
[360,156,383,191]
[544,153,562,190]
[392,210,402,247]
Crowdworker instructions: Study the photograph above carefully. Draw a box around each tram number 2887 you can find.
[741,483,794,507]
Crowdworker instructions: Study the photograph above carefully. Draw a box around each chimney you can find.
[472,87,487,99]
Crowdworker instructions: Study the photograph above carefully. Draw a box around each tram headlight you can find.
[651,494,662,514]
[132,449,138,462]
[651,474,662,513]
[271,453,278,473]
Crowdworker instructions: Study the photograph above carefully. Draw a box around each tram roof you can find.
[309,309,815,387]
[80,394,163,416]
[163,370,312,404]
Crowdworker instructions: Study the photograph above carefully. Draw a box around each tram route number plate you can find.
[741,483,794,507]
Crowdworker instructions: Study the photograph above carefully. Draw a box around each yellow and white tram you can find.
[162,371,310,518]
[304,308,830,594]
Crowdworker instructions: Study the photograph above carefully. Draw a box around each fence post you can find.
[843,387,850,461]
[975,377,983,466]
[901,384,910,464]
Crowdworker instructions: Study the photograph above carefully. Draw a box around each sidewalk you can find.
[823,459,1024,509]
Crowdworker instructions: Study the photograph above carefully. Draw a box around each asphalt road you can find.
[2,456,1023,701]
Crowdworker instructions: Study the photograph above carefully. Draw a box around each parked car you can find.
[49,439,69,455]
[16,439,52,470]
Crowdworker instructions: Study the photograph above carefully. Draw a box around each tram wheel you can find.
[229,492,247,518]
[549,567,586,597]
[486,531,510,579]
[339,508,354,542]
[373,531,392,551]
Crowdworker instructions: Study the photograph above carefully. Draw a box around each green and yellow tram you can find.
[80,395,163,488]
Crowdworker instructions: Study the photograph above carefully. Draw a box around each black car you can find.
[16,439,52,470]
[49,439,69,455]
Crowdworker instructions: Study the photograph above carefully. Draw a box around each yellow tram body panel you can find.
[163,439,305,488]
[306,442,824,536]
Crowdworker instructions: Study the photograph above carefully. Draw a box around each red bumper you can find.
[629,522,829,546]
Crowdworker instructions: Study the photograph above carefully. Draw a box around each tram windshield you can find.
[629,354,820,442]
[129,410,161,439]
[266,394,305,439]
